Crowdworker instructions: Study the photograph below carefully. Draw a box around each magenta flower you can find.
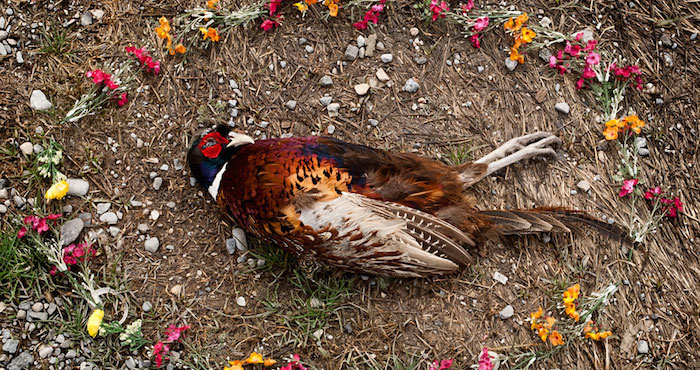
[462,0,474,12]
[478,347,494,370]
[585,52,600,65]
[581,67,596,79]
[164,324,190,341]
[17,227,27,238]
[117,93,128,107]
[473,17,489,32]
[575,32,584,41]
[429,0,449,21]
[584,39,597,51]
[548,55,557,68]
[34,218,49,234]
[47,213,63,220]
[576,78,584,90]
[619,179,638,197]
[469,34,480,48]
[260,19,279,31]
[429,359,454,370]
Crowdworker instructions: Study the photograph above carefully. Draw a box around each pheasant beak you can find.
[227,132,255,148]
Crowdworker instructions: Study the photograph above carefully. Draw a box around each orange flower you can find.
[521,27,536,43]
[245,352,264,364]
[174,44,186,53]
[263,358,277,366]
[549,330,564,346]
[328,1,339,16]
[603,126,619,140]
[306,0,318,4]
[200,27,220,42]
[509,47,524,63]
[224,360,244,370]
[504,18,515,31]
[294,2,308,11]
[531,321,542,331]
[586,330,612,341]
[562,284,580,305]
[583,321,594,333]
[625,115,645,134]
[544,316,556,329]
[207,0,219,8]
[515,13,529,25]
[564,303,579,321]
[538,328,549,342]
[598,331,612,339]
[530,307,543,320]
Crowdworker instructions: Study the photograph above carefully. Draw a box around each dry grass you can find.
[1,0,699,368]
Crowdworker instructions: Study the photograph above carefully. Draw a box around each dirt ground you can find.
[1,0,699,368]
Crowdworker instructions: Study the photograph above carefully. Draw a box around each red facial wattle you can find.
[198,132,229,158]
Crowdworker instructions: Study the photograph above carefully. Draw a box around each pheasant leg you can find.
[474,132,561,177]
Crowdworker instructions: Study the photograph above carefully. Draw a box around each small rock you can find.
[319,96,333,106]
[16,310,26,320]
[571,29,594,43]
[66,178,89,196]
[28,311,48,320]
[577,180,591,192]
[90,9,105,20]
[555,102,570,114]
[538,48,552,62]
[498,305,514,319]
[539,16,552,28]
[30,90,53,111]
[170,285,182,295]
[38,345,53,358]
[297,37,307,45]
[327,125,335,134]
[380,53,393,63]
[59,219,83,246]
[376,68,389,82]
[660,34,672,47]
[225,238,237,255]
[19,142,33,155]
[376,41,385,50]
[0,205,6,214]
[229,79,239,89]
[344,44,359,61]
[477,66,485,73]
[634,137,647,149]
[142,301,152,312]
[409,27,419,36]
[637,340,649,354]
[47,303,57,315]
[327,103,340,117]
[662,52,673,67]
[304,45,314,53]
[16,51,23,64]
[505,57,518,71]
[65,349,77,359]
[365,34,377,56]
[286,100,297,110]
[493,271,508,285]
[236,297,247,307]
[145,237,159,253]
[31,302,43,312]
[99,212,118,225]
[125,357,137,369]
[2,339,19,354]
[354,83,370,96]
[95,203,111,215]
[344,323,353,333]
[153,177,163,190]
[691,33,698,41]
[402,78,419,93]
[655,97,664,105]
[638,147,649,156]
[415,56,427,65]
[80,11,93,26]
[319,75,333,87]
[357,35,366,47]
[8,351,34,369]
[313,329,324,340]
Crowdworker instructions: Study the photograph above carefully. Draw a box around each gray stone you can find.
[137,223,149,233]
[0,188,7,199]
[125,357,137,369]
[66,178,89,196]
[376,68,389,82]
[655,97,664,105]
[691,33,698,41]
[498,305,514,319]
[142,301,152,312]
[16,51,23,64]
[7,351,34,370]
[236,296,246,307]
[344,44,359,61]
[0,204,6,213]
[47,303,57,315]
[60,219,83,245]
[286,100,297,110]
[30,90,52,111]
[38,345,53,358]
[638,147,649,156]
[319,96,333,106]
[660,34,672,47]
[354,83,370,96]
[31,302,43,312]
[577,180,591,192]
[13,195,25,208]
[539,16,552,28]
[538,48,552,62]
[634,137,647,149]
[555,102,570,114]
[319,75,333,87]
[153,177,163,190]
[2,339,19,353]
[90,9,105,20]
[662,52,673,67]
[402,78,420,93]
[99,212,118,225]
[415,56,427,65]
[0,30,7,42]
[108,227,120,237]
[166,201,176,209]
[232,227,248,251]
[95,203,111,215]
[571,29,594,43]
[19,142,33,155]
[376,41,385,50]
[28,311,48,320]
[297,37,307,45]
[365,34,377,56]
[637,340,649,354]
[144,237,159,253]
[505,57,518,71]
[327,125,335,134]
[304,45,314,53]
[33,144,44,154]
[225,238,237,255]
[380,53,393,63]
[327,103,340,117]
[65,350,77,359]
[409,27,419,36]
[357,35,366,47]
[493,271,508,285]
[16,310,26,320]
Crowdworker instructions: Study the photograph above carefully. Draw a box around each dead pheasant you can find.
[188,125,626,277]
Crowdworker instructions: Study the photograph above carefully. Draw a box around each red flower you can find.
[461,0,474,13]
[429,0,449,21]
[576,78,585,90]
[429,359,454,370]
[619,179,638,197]
[478,347,493,370]
[584,39,598,51]
[34,218,49,234]
[24,215,38,225]
[153,341,170,368]
[469,34,480,48]
[281,354,307,370]
[47,213,62,220]
[49,266,58,276]
[473,17,489,32]
[164,324,190,342]
[117,93,128,107]
[17,227,27,238]
[261,19,279,31]
[581,66,596,79]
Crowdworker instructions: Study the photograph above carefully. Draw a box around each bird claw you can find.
[475,132,561,177]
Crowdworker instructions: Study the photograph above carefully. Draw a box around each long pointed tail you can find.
[480,207,632,246]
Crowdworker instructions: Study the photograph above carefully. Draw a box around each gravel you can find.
[402,78,420,93]
[410,27,419,36]
[380,53,393,63]
[493,271,508,285]
[555,102,570,114]
[236,297,247,307]
[30,90,52,111]
[225,238,237,255]
[327,103,340,117]
[505,57,518,71]
[285,100,297,110]
[638,147,649,156]
[344,44,359,61]
[19,142,33,155]
[414,56,427,65]
[577,180,591,192]
[304,45,314,53]
[232,227,248,251]
[96,203,111,215]
[99,212,118,225]
[354,83,370,96]
[142,301,153,312]
[376,68,389,82]
[80,11,93,26]
[144,237,159,253]
[319,96,333,106]
[60,219,84,245]
[2,339,19,354]
[637,340,649,354]
[357,35,366,47]
[7,351,33,370]
[152,177,163,190]
[365,34,377,56]
[498,305,514,319]
[66,178,89,196]
[319,75,333,87]
[38,345,52,358]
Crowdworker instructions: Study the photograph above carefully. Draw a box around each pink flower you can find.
[549,55,557,68]
[478,348,494,370]
[469,34,480,48]
[49,266,58,276]
[619,179,638,197]
[582,66,596,79]
[430,0,449,21]
[153,341,170,368]
[575,32,584,41]
[260,19,278,31]
[569,44,581,57]
[64,244,76,255]
[584,39,597,51]
[164,324,190,342]
[117,92,128,107]
[371,3,384,12]
[281,354,307,370]
[430,359,454,370]
[17,227,27,238]
[63,254,77,265]
[473,17,489,32]
[266,0,281,15]
[461,0,474,12]
[576,78,584,90]
[105,79,119,90]
[24,215,39,225]
[47,213,62,220]
[556,65,567,75]
[556,50,564,61]
[73,244,85,258]
[34,218,49,234]
[644,186,662,200]
[585,52,600,65]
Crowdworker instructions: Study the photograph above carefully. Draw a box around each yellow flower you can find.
[87,309,104,338]
[564,302,579,321]
[45,180,70,200]
[605,119,620,128]
[199,27,220,42]
[538,328,549,342]
[531,321,542,331]
[504,18,514,31]
[586,330,612,341]
[603,126,619,141]
[549,330,564,346]
[530,307,543,320]
[207,0,219,9]
[562,284,580,305]
[328,1,338,17]
[263,358,277,366]
[520,27,536,43]
[294,1,309,11]
[245,352,264,364]
[155,17,171,40]
[224,360,244,370]
[544,316,556,329]
[598,331,612,339]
